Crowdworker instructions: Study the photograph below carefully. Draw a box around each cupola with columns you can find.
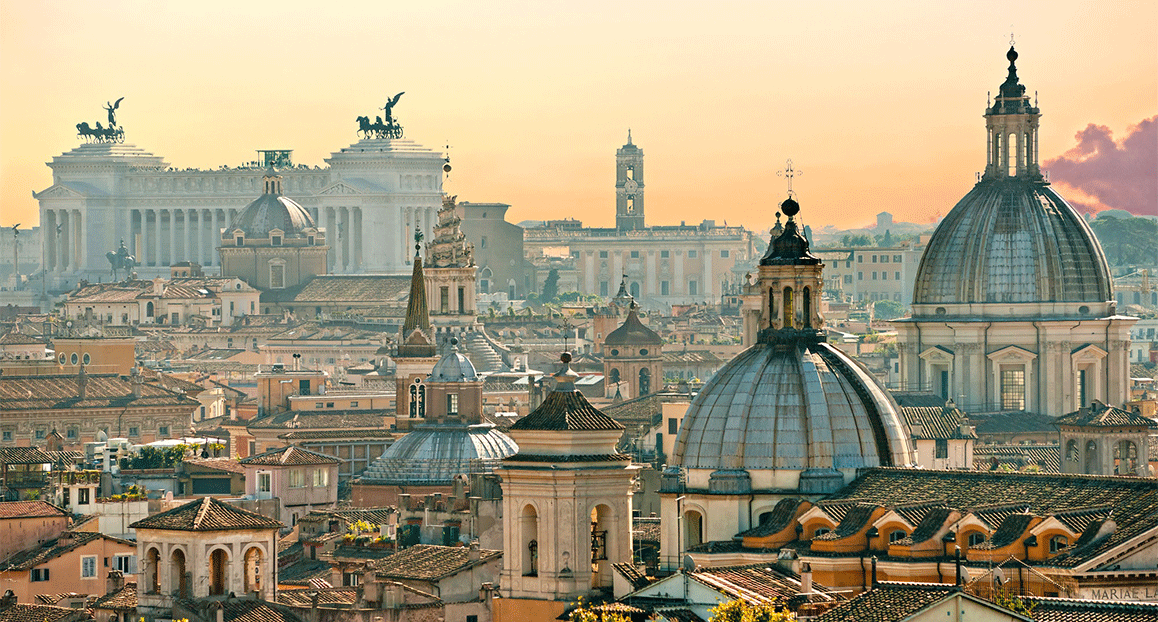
[983,46,1042,181]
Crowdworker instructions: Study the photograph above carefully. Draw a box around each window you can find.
[35,429,46,440]
[688,281,698,296]
[409,380,426,418]
[967,532,986,547]
[70,352,79,365]
[935,439,948,459]
[82,555,97,578]
[688,250,697,258]
[315,402,324,409]
[128,426,139,437]
[844,275,852,284]
[447,393,459,416]
[480,236,487,248]
[31,568,50,582]
[889,530,907,544]
[270,263,285,289]
[881,272,887,280]
[813,527,831,537]
[1,431,10,442]
[313,468,329,487]
[289,469,305,488]
[895,271,901,280]
[78,488,90,505]
[872,255,877,263]
[630,250,639,259]
[307,235,314,245]
[258,472,272,493]
[236,236,244,246]
[114,554,136,573]
[349,401,359,408]
[271,235,281,246]
[858,272,863,281]
[720,250,730,258]
[599,251,608,258]
[299,379,311,396]
[440,286,449,313]
[1001,368,1026,410]
[599,281,609,296]
[661,281,670,295]
[872,272,877,280]
[325,402,335,408]
[159,426,170,437]
[668,418,678,434]
[82,353,91,365]
[1049,535,1068,554]
[67,428,78,440]
[894,255,902,262]
[661,250,669,258]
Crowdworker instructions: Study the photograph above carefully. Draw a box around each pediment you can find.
[987,345,1037,362]
[1071,343,1108,363]
[34,184,86,200]
[919,345,954,362]
[317,181,363,196]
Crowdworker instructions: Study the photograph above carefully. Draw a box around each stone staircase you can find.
[461,331,506,373]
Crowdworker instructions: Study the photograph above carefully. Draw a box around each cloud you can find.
[1043,116,1157,217]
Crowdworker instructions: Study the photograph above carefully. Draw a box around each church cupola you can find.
[749,194,824,339]
[983,45,1042,180]
[262,166,283,195]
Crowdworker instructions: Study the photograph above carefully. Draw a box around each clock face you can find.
[624,179,638,192]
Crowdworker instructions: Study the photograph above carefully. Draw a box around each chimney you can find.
[77,365,88,400]
[130,367,142,398]
[468,541,481,561]
[216,606,224,622]
[799,562,813,595]
[870,555,878,588]
[106,570,125,594]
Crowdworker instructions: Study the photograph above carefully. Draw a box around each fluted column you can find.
[168,210,176,267]
[211,209,219,266]
[153,209,162,267]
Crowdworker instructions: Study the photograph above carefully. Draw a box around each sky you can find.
[1,1,1155,237]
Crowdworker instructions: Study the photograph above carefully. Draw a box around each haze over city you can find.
[1,0,1155,234]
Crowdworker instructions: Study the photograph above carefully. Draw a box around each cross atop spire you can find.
[777,159,802,197]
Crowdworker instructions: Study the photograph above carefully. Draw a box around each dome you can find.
[429,349,478,382]
[605,306,662,346]
[672,339,914,494]
[359,423,517,485]
[233,194,316,238]
[912,179,1112,308]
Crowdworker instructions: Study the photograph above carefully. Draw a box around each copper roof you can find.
[131,496,282,532]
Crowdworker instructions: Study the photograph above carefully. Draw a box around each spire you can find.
[761,197,818,266]
[398,234,436,358]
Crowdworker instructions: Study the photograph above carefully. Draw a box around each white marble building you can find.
[36,135,446,289]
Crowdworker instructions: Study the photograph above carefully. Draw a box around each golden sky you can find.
[1,0,1155,236]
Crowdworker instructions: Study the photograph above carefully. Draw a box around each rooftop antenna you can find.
[776,159,802,198]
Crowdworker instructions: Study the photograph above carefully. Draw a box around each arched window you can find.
[409,379,426,419]
[967,532,986,547]
[591,505,613,589]
[209,548,228,596]
[1084,440,1099,475]
[146,547,161,594]
[1065,440,1080,463]
[170,549,187,598]
[521,505,538,577]
[889,529,907,544]
[630,282,640,298]
[244,547,263,594]
[1116,440,1139,475]
[609,368,620,384]
[782,287,794,328]
[1008,133,1017,176]
[1049,535,1068,555]
[639,368,651,396]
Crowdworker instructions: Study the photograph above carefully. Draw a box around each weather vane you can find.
[1010,28,1015,47]
[777,159,802,197]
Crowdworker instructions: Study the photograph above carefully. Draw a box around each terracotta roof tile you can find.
[902,407,976,439]
[240,445,342,466]
[510,390,623,432]
[183,457,247,475]
[369,544,500,581]
[0,373,198,411]
[0,500,68,520]
[1055,403,1158,428]
[0,604,91,622]
[91,582,137,611]
[1024,596,1158,622]
[0,531,132,571]
[0,447,53,465]
[812,583,960,622]
[131,497,282,531]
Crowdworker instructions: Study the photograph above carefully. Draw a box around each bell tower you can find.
[615,131,645,230]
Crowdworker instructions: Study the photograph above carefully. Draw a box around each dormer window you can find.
[271,235,282,246]
[236,235,244,246]
[307,235,315,246]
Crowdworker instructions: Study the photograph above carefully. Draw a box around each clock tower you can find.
[615,130,645,230]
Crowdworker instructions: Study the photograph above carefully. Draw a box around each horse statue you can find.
[355,113,404,140]
[356,115,374,138]
[105,240,138,280]
[76,120,126,143]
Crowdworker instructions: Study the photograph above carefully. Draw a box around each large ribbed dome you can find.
[672,339,914,493]
[359,424,517,486]
[231,168,316,238]
[913,179,1111,307]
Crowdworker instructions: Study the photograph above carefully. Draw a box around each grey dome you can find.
[429,351,478,382]
[359,423,517,485]
[233,194,316,238]
[672,340,914,492]
[913,179,1111,307]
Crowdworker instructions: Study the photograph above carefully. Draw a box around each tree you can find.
[878,229,893,246]
[541,268,560,302]
[840,234,874,247]
[1089,216,1157,267]
[709,599,795,622]
[873,299,905,320]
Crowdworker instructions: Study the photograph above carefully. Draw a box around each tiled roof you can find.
[812,583,960,622]
[604,308,663,346]
[0,331,46,345]
[0,531,132,571]
[131,496,282,531]
[247,410,392,430]
[240,445,342,466]
[277,558,333,586]
[814,504,879,540]
[891,391,955,408]
[183,457,247,474]
[691,563,838,604]
[894,507,954,546]
[1023,596,1158,622]
[613,562,651,590]
[91,582,137,610]
[0,373,198,411]
[369,544,501,581]
[277,588,359,607]
[972,411,1058,436]
[1055,403,1157,428]
[737,498,806,538]
[828,468,1158,568]
[178,599,305,622]
[902,406,976,439]
[974,444,1061,472]
[972,513,1035,550]
[510,390,624,432]
[302,507,397,527]
[0,604,91,622]
[651,608,706,622]
[0,447,53,465]
[263,275,410,304]
[634,516,661,543]
[0,500,69,520]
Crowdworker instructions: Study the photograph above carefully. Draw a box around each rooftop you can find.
[131,496,283,532]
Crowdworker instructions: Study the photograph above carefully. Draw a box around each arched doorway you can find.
[1116,440,1139,475]
[243,547,263,594]
[638,368,651,396]
[1084,440,1099,475]
[521,505,538,577]
[209,548,229,596]
[683,510,703,550]
[169,549,187,598]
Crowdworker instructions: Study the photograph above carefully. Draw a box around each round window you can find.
[58,353,66,364]
[640,348,648,356]
[70,353,79,365]
[1078,305,1089,315]
[935,307,947,316]
[610,349,619,356]
[82,353,91,365]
